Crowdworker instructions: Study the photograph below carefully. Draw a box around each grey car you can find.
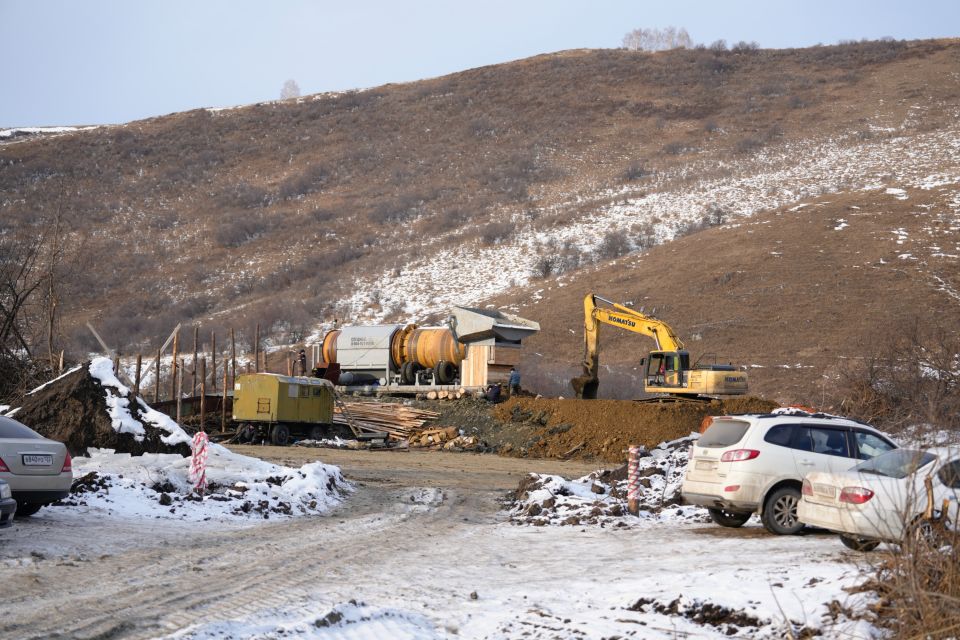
[0,416,72,517]
[0,479,15,527]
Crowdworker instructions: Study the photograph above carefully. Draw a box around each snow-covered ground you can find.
[9,358,348,523]
[166,510,873,640]
[56,446,347,522]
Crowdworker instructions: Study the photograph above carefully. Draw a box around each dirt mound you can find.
[494,396,777,462]
[13,363,191,458]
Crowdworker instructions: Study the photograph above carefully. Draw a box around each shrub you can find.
[214,214,268,248]
[479,221,515,245]
[278,164,328,200]
[218,181,270,209]
[622,164,651,181]
[830,318,960,432]
[596,231,632,260]
[734,136,764,154]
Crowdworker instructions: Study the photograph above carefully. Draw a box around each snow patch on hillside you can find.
[337,125,960,322]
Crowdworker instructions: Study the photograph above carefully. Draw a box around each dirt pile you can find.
[494,396,777,462]
[12,363,191,458]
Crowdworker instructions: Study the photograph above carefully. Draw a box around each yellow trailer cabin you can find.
[233,373,334,445]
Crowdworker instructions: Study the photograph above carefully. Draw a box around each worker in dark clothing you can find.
[485,384,501,403]
[298,349,307,376]
[508,367,521,396]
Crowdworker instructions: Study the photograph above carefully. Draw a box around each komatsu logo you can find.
[609,316,636,328]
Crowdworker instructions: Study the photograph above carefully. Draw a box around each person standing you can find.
[508,367,521,396]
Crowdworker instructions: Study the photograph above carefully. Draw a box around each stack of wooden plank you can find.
[333,402,440,441]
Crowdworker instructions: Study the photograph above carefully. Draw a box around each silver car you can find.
[0,416,72,517]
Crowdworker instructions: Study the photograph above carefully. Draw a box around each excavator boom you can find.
[571,294,747,400]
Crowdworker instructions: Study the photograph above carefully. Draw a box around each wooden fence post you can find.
[200,357,206,431]
[192,326,199,397]
[221,359,228,433]
[154,347,161,403]
[134,354,142,398]
[254,323,261,373]
[211,331,217,393]
[176,357,183,423]
[170,331,179,402]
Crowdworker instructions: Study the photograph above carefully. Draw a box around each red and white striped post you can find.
[189,431,209,495]
[627,445,641,516]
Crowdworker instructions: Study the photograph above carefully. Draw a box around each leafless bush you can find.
[622,163,651,182]
[596,231,632,260]
[661,141,689,156]
[622,26,692,52]
[478,221,515,245]
[731,41,760,53]
[531,239,585,279]
[734,136,764,154]
[278,164,328,200]
[218,181,270,209]
[831,318,960,433]
[214,214,268,248]
[854,522,960,639]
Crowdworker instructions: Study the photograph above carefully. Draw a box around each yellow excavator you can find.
[571,294,748,401]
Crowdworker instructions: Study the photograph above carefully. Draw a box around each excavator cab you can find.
[645,350,690,388]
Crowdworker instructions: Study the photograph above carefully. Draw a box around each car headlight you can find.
[0,484,10,500]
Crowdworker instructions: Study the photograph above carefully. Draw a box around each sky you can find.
[2,0,958,128]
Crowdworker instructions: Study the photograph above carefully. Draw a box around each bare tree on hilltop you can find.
[622,26,693,52]
[280,79,301,100]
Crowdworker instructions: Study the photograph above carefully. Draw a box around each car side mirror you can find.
[639,357,646,366]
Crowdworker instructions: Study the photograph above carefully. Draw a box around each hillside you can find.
[2,38,960,403]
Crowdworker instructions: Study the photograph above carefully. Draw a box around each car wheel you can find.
[15,503,43,518]
[270,423,291,447]
[905,517,943,548]
[761,486,804,535]
[839,534,880,552]
[707,508,752,528]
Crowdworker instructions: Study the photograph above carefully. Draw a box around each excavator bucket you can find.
[570,374,599,399]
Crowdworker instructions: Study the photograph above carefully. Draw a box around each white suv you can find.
[681,411,897,534]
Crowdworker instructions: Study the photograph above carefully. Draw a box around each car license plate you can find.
[814,483,836,498]
[695,460,716,471]
[22,454,52,466]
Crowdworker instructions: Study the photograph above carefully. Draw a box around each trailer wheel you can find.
[435,360,455,385]
[236,423,256,443]
[401,362,416,385]
[309,425,326,441]
[271,423,291,446]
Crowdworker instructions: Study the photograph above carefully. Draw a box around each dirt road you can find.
[0,449,596,639]
[0,448,853,639]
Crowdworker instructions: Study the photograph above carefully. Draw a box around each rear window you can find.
[854,449,936,479]
[0,416,42,439]
[699,419,750,448]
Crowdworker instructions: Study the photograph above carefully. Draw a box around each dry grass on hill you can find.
[1,39,959,408]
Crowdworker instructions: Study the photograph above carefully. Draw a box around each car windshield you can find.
[854,449,936,479]
[0,416,42,439]
[698,419,750,448]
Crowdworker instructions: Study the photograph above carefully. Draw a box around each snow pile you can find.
[171,601,442,639]
[508,434,708,527]
[54,446,347,521]
[88,357,192,447]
